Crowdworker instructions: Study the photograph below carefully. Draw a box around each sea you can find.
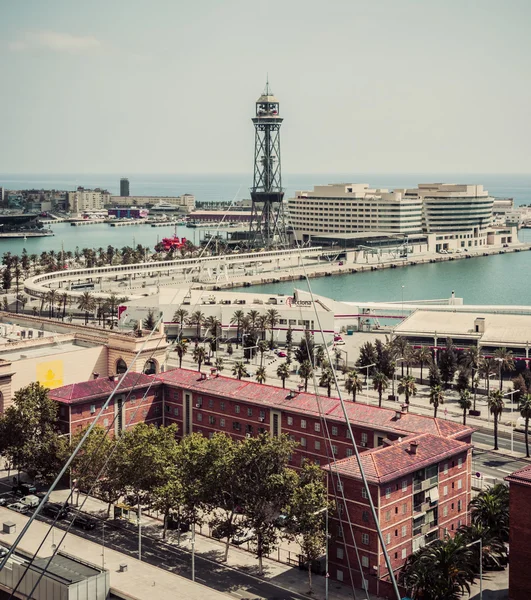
[1,172,530,306]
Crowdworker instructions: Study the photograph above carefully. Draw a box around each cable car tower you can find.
[248,80,287,248]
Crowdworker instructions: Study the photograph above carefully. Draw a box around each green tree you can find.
[439,347,458,387]
[266,308,280,348]
[187,310,205,340]
[294,331,315,366]
[416,346,432,384]
[255,366,267,384]
[458,523,508,571]
[512,374,527,404]
[480,356,497,396]
[143,309,157,330]
[470,483,509,544]
[314,345,326,369]
[398,375,417,405]
[319,367,334,397]
[1,267,11,293]
[238,434,298,575]
[232,360,249,380]
[226,341,233,356]
[487,389,505,450]
[257,340,269,368]
[455,368,469,395]
[172,308,189,339]
[429,384,445,419]
[458,389,472,425]
[494,347,515,390]
[77,291,96,325]
[215,357,224,372]
[429,361,442,388]
[276,362,290,389]
[230,309,245,347]
[204,315,221,346]
[192,345,207,372]
[519,393,531,457]
[299,360,314,392]
[286,463,329,594]
[356,341,378,375]
[174,339,189,368]
[345,369,363,402]
[372,371,389,408]
[46,288,58,318]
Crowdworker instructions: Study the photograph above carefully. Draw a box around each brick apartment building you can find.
[48,367,473,595]
[505,464,531,600]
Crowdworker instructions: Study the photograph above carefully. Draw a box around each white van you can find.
[20,495,40,508]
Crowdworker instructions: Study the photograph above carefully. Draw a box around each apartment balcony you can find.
[421,520,438,535]
[413,501,431,514]
[413,475,438,493]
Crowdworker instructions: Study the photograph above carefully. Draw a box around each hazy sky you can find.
[1,0,530,174]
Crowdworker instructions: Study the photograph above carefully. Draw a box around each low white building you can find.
[110,194,196,211]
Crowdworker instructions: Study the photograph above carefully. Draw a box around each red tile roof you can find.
[505,464,531,488]
[156,368,474,439]
[49,373,158,404]
[323,434,471,484]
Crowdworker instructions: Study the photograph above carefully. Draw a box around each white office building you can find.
[67,187,111,213]
[109,194,196,211]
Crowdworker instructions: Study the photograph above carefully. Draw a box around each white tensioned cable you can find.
[286,227,401,600]
[0,183,244,571]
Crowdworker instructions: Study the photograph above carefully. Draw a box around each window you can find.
[287,416,293,426]
[362,533,369,545]
[402,503,407,515]
[443,505,448,517]
[314,423,320,432]
[336,570,344,582]
[336,547,344,559]
[385,487,391,499]
[457,500,462,512]
[332,445,338,456]
[402,480,407,492]
[458,458,463,469]
[363,511,370,522]
[247,407,253,417]
[315,440,321,450]
[402,548,407,559]
[246,424,253,435]
[103,418,109,427]
[402,525,407,537]
[197,413,203,422]
[208,399,214,408]
[346,448,353,457]
[362,556,369,568]
[220,418,225,428]
[332,426,338,436]
[457,479,462,490]
[220,401,225,411]
[362,487,368,499]
[196,397,203,408]
[443,485,448,496]
[301,419,307,429]
[235,405,240,414]
[385,510,391,522]
[443,462,448,474]
[174,407,179,416]
[208,415,215,425]
[346,430,352,439]
[259,410,265,421]
[233,421,241,432]
[90,404,96,414]
[361,432,368,446]
[300,437,307,447]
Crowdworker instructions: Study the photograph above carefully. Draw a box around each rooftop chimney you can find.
[409,441,419,455]
[93,372,100,380]
[401,403,409,413]
[395,410,402,420]
[199,372,207,381]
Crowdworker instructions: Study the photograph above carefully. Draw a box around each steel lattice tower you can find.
[248,81,287,248]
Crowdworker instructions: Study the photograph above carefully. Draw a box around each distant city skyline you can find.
[1,0,530,175]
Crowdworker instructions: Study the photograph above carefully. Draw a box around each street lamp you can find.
[401,285,405,319]
[391,357,405,398]
[466,538,483,600]
[362,363,377,405]
[313,506,329,600]
[504,389,518,453]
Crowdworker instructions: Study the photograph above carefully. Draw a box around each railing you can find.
[413,476,438,493]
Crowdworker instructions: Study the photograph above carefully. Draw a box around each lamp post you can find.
[363,363,377,404]
[401,285,405,319]
[391,357,405,398]
[466,538,483,600]
[313,506,328,600]
[504,389,518,453]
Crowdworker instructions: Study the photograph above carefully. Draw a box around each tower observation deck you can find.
[248,81,287,249]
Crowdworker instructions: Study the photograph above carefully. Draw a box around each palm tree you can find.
[314,345,326,369]
[192,345,207,372]
[46,289,58,318]
[372,371,389,408]
[232,361,249,380]
[107,292,126,329]
[256,314,268,341]
[77,291,95,325]
[345,370,363,402]
[458,389,472,425]
[391,337,410,376]
[204,315,221,352]
[429,384,445,419]
[246,309,260,331]
[519,393,531,457]
[494,347,515,390]
[299,360,313,392]
[319,367,334,397]
[174,340,189,368]
[187,310,205,341]
[265,308,280,348]
[416,346,432,384]
[398,375,417,405]
[230,310,245,347]
[470,483,509,544]
[255,366,267,384]
[257,340,269,367]
[487,389,505,450]
[215,357,224,373]
[172,308,189,339]
[276,362,290,388]
[458,523,508,571]
[60,292,69,321]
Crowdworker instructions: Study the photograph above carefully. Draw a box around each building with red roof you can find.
[505,464,531,600]
[48,367,473,594]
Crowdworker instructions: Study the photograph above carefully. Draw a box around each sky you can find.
[0,0,530,175]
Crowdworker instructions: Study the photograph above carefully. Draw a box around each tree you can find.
[439,347,458,387]
[299,360,314,392]
[372,371,389,408]
[204,315,221,345]
[257,340,269,368]
[172,308,189,339]
[230,310,245,347]
[246,309,260,331]
[214,356,224,373]
[187,310,205,340]
[458,390,472,425]
[494,347,515,390]
[294,331,315,366]
[480,357,497,396]
[276,362,290,388]
[255,365,267,384]
[232,361,249,380]
[174,339,189,368]
[226,341,233,357]
[429,362,442,388]
[106,293,126,329]
[265,308,280,348]
[391,337,410,377]
[60,292,69,321]
[319,367,334,397]
[519,393,531,457]
[314,345,326,369]
[1,267,11,293]
[356,341,377,375]
[46,288,58,318]
[238,434,298,575]
[455,368,469,395]
[192,345,207,372]
[143,309,157,331]
[286,463,329,594]
[345,369,363,402]
[398,375,417,405]
[399,534,476,600]
[415,346,432,384]
[470,483,509,544]
[429,384,445,419]
[512,374,527,404]
[487,390,505,450]
[77,291,95,325]
[458,523,508,571]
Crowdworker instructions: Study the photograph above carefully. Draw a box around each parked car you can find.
[20,495,40,508]
[8,502,30,514]
[42,502,70,520]
[12,482,36,497]
[277,351,287,358]
[333,335,343,342]
[0,546,8,559]
[334,340,345,346]
[71,513,97,531]
[0,495,10,507]
[232,528,256,546]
